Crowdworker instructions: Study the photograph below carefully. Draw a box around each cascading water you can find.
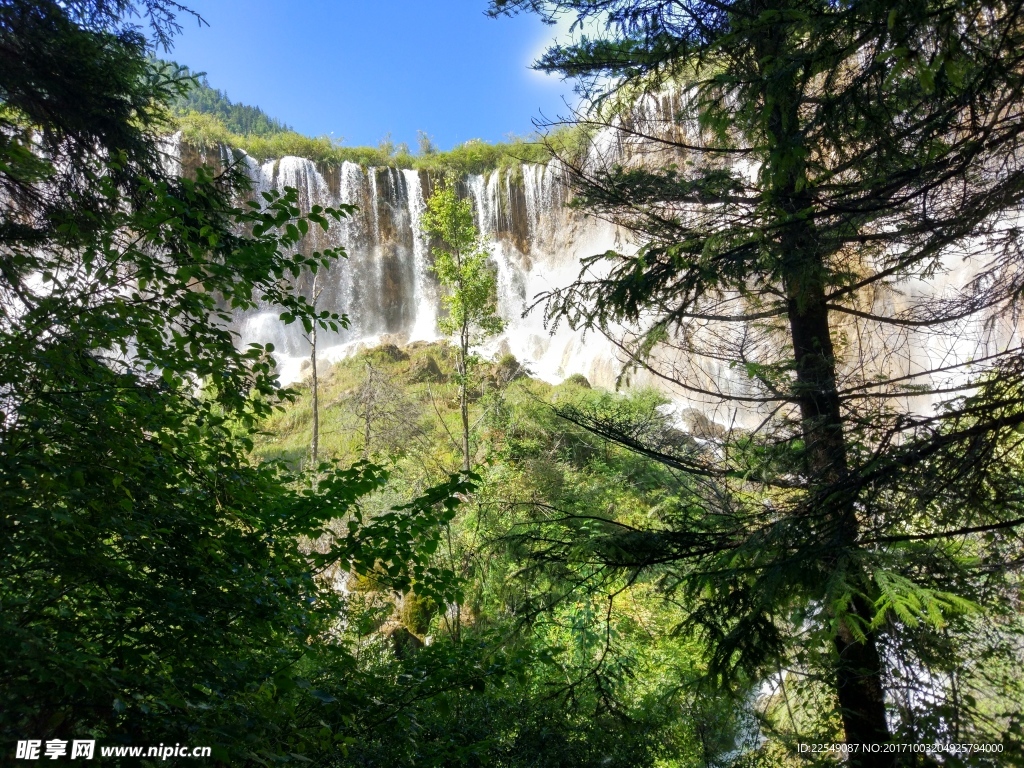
[169,129,1024,433]
[192,143,612,390]
[189,139,811,426]
[401,168,438,342]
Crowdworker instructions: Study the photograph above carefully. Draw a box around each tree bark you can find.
[310,270,320,468]
[460,323,470,473]
[759,6,892,758]
[786,283,893,767]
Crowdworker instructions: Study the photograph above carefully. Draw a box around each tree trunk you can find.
[834,596,894,766]
[786,286,893,767]
[759,8,892,757]
[460,323,470,473]
[310,270,320,468]
[310,323,319,466]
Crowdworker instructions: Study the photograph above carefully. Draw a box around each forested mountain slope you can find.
[165,62,292,136]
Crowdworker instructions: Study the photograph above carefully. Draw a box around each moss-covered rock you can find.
[564,373,591,389]
[494,353,527,387]
[385,625,423,658]
[407,354,444,383]
[399,591,438,636]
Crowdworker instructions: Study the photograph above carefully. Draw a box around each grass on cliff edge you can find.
[170,110,592,175]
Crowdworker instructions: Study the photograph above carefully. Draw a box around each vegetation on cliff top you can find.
[171,107,593,174]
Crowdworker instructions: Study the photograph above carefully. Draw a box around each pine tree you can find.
[491,0,1024,761]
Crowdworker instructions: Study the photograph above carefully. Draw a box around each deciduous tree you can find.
[422,174,505,472]
[0,0,467,751]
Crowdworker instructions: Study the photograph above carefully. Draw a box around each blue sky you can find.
[163,1,577,151]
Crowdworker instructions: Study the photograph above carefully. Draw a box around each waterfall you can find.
[504,172,515,233]
[168,140,1021,436]
[523,164,541,239]
[366,168,385,320]
[402,168,438,342]
[182,146,625,394]
[469,174,488,235]
[368,167,382,244]
[486,170,504,235]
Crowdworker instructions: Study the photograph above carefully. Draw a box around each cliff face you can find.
[169,125,1024,431]
[172,139,630,390]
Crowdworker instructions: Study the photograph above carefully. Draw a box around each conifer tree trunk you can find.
[762,14,892,758]
[785,263,892,764]
[460,322,471,473]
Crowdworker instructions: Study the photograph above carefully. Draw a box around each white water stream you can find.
[165,129,1024,432]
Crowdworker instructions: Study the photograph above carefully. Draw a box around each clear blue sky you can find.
[162,1,576,151]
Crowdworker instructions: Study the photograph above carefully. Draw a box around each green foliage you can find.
[162,64,594,175]
[172,109,348,164]
[255,345,756,766]
[1,2,746,764]
[490,0,1024,756]
[164,61,292,136]
[25,0,1023,762]
[422,176,505,342]
[564,372,592,388]
[422,174,505,471]
[168,97,559,173]
[399,591,437,636]
[0,1,472,757]
[412,136,550,175]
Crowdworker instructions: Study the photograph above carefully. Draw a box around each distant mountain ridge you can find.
[161,61,292,137]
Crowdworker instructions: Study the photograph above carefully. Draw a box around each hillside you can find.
[167,64,293,136]
[248,341,758,765]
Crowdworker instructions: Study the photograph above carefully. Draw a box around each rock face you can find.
[168,117,1024,432]
[171,140,628,392]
